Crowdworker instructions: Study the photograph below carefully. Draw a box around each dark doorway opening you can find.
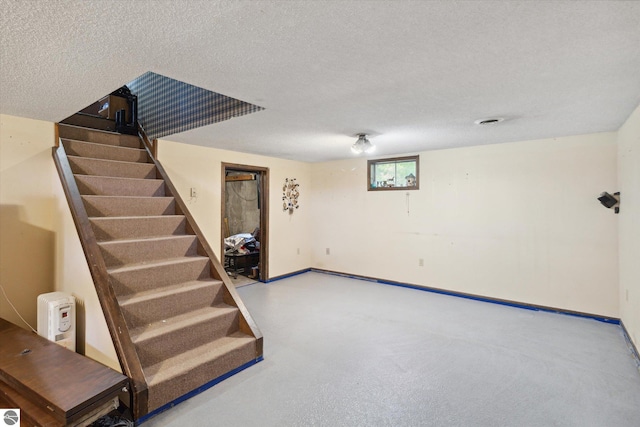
[221,163,269,283]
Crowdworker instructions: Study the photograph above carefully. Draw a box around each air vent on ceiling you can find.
[474,117,505,125]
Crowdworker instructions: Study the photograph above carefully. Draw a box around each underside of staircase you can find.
[53,123,263,421]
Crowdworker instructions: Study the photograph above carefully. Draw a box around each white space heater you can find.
[37,292,76,351]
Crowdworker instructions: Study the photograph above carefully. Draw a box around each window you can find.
[368,155,419,191]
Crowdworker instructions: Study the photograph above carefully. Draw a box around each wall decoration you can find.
[282,178,300,214]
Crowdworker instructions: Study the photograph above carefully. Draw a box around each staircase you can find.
[53,123,263,420]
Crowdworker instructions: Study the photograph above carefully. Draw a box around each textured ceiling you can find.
[1,0,639,162]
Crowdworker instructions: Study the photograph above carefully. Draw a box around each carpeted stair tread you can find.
[68,155,157,179]
[98,235,198,267]
[60,114,116,132]
[75,175,165,197]
[118,279,222,310]
[144,332,256,392]
[108,256,211,295]
[62,139,148,163]
[144,332,256,410]
[132,305,241,368]
[82,195,175,217]
[99,234,196,246]
[90,215,187,241]
[119,279,223,308]
[107,255,209,274]
[118,280,225,329]
[130,304,238,344]
[145,332,255,383]
[58,124,142,148]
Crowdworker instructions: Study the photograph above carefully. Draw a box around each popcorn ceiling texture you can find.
[1,0,640,161]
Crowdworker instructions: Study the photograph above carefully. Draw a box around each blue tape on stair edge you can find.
[310,269,620,325]
[136,356,264,425]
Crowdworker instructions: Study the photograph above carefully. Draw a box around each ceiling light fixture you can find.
[351,134,375,154]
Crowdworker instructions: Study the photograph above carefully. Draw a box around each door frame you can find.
[221,163,269,281]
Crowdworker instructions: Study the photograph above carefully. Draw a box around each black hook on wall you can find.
[597,191,620,214]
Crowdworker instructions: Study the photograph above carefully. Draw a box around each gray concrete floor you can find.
[147,272,640,426]
[230,273,258,288]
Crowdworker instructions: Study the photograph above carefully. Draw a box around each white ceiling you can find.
[1,0,639,162]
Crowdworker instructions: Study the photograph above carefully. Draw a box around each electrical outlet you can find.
[418,258,424,267]
[297,248,300,255]
[326,248,330,255]
[190,187,197,198]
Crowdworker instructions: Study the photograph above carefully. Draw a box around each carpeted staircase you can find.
[54,123,262,419]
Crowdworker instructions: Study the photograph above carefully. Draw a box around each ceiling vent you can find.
[474,117,505,125]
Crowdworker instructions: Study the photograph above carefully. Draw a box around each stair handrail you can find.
[52,130,149,416]
[137,124,263,355]
[138,122,157,159]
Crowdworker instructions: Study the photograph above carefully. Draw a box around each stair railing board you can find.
[137,125,264,357]
[54,123,60,147]
[60,113,117,132]
[51,143,149,417]
[137,122,157,159]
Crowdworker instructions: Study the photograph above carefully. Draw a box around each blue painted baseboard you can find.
[265,268,311,283]
[310,268,620,324]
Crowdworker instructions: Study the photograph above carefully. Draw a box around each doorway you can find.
[221,163,269,283]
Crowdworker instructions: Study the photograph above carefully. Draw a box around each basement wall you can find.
[0,114,56,330]
[617,103,640,351]
[0,114,119,371]
[310,132,619,317]
[157,140,311,278]
[225,173,260,236]
[0,112,628,370]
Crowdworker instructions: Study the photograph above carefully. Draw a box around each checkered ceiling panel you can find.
[127,71,264,140]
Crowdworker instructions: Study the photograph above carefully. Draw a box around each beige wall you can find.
[310,133,620,317]
[0,111,632,370]
[0,114,119,370]
[618,104,640,350]
[157,140,312,278]
[0,114,56,329]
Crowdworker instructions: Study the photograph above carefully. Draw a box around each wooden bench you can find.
[0,318,129,426]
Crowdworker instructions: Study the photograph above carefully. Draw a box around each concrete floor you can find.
[147,272,640,426]
[230,273,258,288]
